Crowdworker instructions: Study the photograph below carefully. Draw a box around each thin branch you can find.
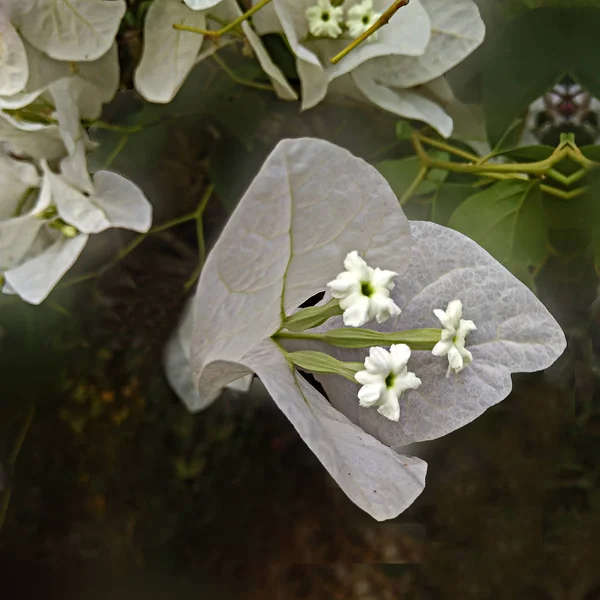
[330,0,410,65]
[211,53,274,92]
[173,0,273,38]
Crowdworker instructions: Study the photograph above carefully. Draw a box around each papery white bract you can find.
[189,137,421,522]
[355,345,421,422]
[327,251,400,327]
[347,0,382,40]
[253,0,431,110]
[134,0,296,103]
[304,221,566,449]
[306,0,344,38]
[164,298,253,412]
[431,299,477,375]
[0,75,153,304]
[253,0,485,136]
[12,0,126,62]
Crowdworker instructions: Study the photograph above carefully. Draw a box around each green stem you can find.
[413,132,555,175]
[0,405,35,533]
[275,327,442,350]
[104,135,129,169]
[173,0,273,37]
[184,184,214,291]
[211,53,274,92]
[330,0,410,64]
[540,185,589,200]
[399,165,428,206]
[416,133,480,162]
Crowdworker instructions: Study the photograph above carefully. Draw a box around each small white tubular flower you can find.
[327,250,401,327]
[306,0,344,38]
[432,299,477,375]
[355,345,422,422]
[346,0,382,40]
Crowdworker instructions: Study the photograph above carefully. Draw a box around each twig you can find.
[330,0,410,65]
[173,0,273,38]
[0,405,35,533]
[211,53,274,92]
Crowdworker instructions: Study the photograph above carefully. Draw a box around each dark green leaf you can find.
[375,152,449,200]
[482,8,600,146]
[448,180,548,267]
[432,183,475,226]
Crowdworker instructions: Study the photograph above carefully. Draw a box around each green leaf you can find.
[448,180,548,267]
[375,152,449,199]
[395,120,413,140]
[432,183,475,226]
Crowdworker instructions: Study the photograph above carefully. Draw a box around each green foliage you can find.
[375,152,449,199]
[481,7,600,146]
[449,180,548,268]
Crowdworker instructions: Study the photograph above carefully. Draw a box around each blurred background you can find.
[2,0,600,597]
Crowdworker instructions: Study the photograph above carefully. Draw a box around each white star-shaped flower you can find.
[327,251,401,327]
[354,344,422,422]
[306,0,344,38]
[432,299,477,375]
[346,0,382,40]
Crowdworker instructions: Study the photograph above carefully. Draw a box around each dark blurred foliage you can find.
[1,1,600,598]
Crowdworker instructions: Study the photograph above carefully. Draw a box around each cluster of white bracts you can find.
[0,0,152,304]
[253,0,486,137]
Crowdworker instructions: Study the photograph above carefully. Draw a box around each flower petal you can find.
[390,344,411,370]
[376,389,401,422]
[364,346,392,374]
[342,294,371,327]
[358,382,386,407]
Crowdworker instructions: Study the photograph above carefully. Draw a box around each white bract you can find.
[355,345,421,422]
[164,298,253,411]
[327,250,400,327]
[253,0,485,136]
[188,137,565,520]
[347,0,381,39]
[306,0,344,38]
[432,299,477,375]
[134,0,296,103]
[0,77,153,305]
[12,0,126,62]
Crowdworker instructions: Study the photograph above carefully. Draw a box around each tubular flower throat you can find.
[355,344,422,422]
[327,250,401,327]
[347,0,382,40]
[306,0,345,38]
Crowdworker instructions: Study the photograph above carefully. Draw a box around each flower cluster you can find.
[306,0,382,40]
[326,251,477,421]
[134,0,296,104]
[0,0,152,304]
[180,137,566,522]
[253,0,486,136]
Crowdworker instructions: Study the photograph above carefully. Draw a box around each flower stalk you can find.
[330,0,411,64]
[274,327,442,350]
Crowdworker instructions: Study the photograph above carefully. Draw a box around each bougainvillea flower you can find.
[187,137,565,520]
